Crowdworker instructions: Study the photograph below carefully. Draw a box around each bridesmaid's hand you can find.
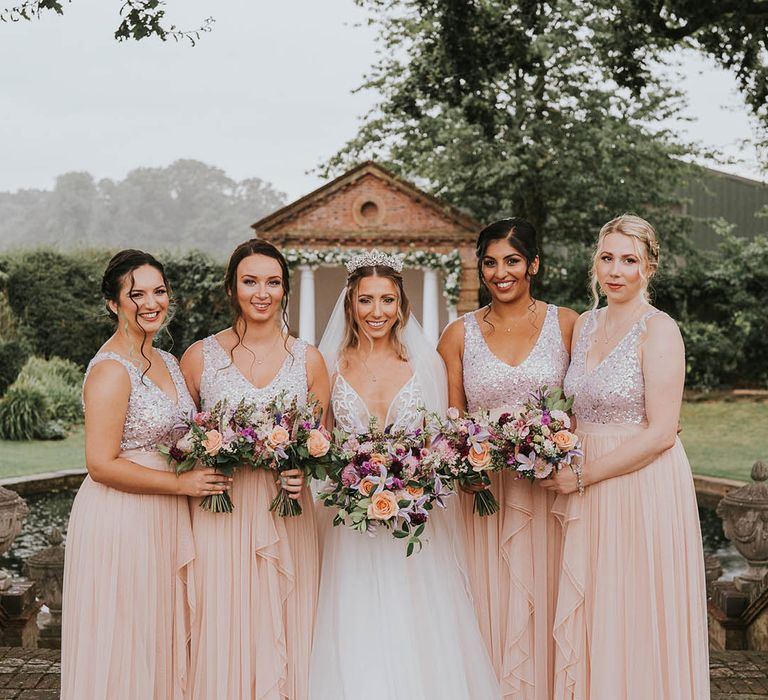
[539,466,581,495]
[278,469,305,500]
[178,468,232,498]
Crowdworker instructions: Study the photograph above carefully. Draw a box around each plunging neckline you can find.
[335,372,416,430]
[99,350,180,406]
[583,308,653,376]
[212,336,292,391]
[473,305,551,370]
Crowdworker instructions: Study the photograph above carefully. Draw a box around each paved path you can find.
[0,647,766,698]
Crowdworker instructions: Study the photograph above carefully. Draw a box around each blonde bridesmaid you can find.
[181,238,329,700]
[543,215,709,699]
[62,250,227,700]
[438,219,577,698]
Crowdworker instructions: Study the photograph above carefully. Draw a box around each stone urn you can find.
[0,486,28,591]
[717,460,768,593]
[25,527,65,648]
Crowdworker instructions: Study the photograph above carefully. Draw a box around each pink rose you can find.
[202,429,223,456]
[307,428,330,457]
[193,411,210,427]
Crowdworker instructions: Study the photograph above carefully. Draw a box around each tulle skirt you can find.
[552,422,710,700]
[61,449,195,700]
[460,472,560,698]
[187,467,319,700]
[309,502,500,700]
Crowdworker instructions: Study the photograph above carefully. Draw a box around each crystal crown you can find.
[344,250,404,274]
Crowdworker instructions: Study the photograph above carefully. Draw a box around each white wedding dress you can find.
[308,340,500,698]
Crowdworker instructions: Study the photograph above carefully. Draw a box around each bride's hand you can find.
[277,469,305,500]
[539,467,580,495]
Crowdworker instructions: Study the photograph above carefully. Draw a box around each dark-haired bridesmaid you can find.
[62,251,229,700]
[438,219,578,699]
[181,239,329,700]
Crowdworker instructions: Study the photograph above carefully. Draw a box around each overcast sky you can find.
[0,0,764,202]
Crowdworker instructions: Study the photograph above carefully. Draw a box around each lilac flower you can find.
[541,411,552,426]
[239,426,258,443]
[341,464,360,487]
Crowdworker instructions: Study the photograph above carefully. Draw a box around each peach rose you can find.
[405,484,424,499]
[359,478,376,497]
[368,453,387,467]
[553,430,578,452]
[367,490,399,520]
[467,441,492,471]
[202,429,223,456]
[307,428,330,457]
[268,425,290,449]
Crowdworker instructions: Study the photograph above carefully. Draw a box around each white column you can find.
[422,268,440,345]
[298,265,316,344]
[447,304,458,323]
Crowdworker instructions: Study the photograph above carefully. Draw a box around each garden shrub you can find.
[16,356,83,425]
[0,381,48,440]
[0,337,32,395]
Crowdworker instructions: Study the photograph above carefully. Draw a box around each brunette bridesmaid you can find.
[181,239,329,700]
[437,219,577,698]
[62,250,227,700]
[544,214,709,699]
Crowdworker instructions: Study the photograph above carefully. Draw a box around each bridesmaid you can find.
[438,218,577,698]
[543,214,709,699]
[62,250,227,700]
[181,238,329,700]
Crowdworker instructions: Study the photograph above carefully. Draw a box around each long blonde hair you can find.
[340,265,410,364]
[590,214,660,308]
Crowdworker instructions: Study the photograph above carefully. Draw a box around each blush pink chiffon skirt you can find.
[552,422,710,700]
[61,449,195,700]
[187,467,319,700]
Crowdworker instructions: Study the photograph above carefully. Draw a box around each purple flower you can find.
[411,512,427,525]
[169,445,186,462]
[541,411,552,426]
[239,426,258,443]
[341,464,360,487]
[389,477,404,490]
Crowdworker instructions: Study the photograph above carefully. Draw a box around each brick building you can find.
[251,161,482,345]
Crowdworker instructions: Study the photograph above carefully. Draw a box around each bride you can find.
[309,251,500,699]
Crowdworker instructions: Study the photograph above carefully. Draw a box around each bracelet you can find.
[571,461,585,495]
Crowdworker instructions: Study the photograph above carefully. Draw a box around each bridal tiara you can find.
[344,250,404,274]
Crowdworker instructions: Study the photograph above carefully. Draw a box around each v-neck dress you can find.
[552,309,709,699]
[461,304,570,699]
[62,350,197,700]
[308,370,500,699]
[187,335,319,700]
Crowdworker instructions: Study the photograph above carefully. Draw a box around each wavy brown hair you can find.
[224,238,291,362]
[340,265,410,364]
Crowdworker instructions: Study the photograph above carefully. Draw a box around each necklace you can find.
[599,306,646,346]
[488,302,537,332]
[244,333,282,367]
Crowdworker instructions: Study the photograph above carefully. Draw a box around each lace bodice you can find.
[331,372,424,435]
[84,350,196,452]
[199,335,308,411]
[462,304,570,412]
[564,308,664,425]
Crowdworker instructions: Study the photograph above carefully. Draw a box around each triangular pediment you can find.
[252,162,480,247]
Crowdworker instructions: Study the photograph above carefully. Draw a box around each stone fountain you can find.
[25,527,65,648]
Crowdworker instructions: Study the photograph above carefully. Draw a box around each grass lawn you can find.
[680,401,767,482]
[0,427,85,479]
[0,401,764,482]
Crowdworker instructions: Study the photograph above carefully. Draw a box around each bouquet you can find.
[495,387,581,481]
[320,419,450,556]
[430,407,502,516]
[162,398,262,513]
[250,393,338,517]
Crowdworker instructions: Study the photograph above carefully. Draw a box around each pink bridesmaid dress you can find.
[188,336,319,700]
[62,350,197,700]
[553,309,709,699]
[461,304,569,698]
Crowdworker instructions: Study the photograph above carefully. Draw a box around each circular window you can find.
[360,201,379,220]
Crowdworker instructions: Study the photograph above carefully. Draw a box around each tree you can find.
[0,0,213,44]
[326,0,697,253]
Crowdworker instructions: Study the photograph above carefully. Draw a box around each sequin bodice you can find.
[199,335,308,412]
[84,350,196,451]
[564,308,663,425]
[331,372,424,435]
[463,304,569,413]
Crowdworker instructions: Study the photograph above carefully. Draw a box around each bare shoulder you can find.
[437,316,466,353]
[645,311,682,344]
[83,359,131,401]
[304,343,327,371]
[180,339,205,372]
